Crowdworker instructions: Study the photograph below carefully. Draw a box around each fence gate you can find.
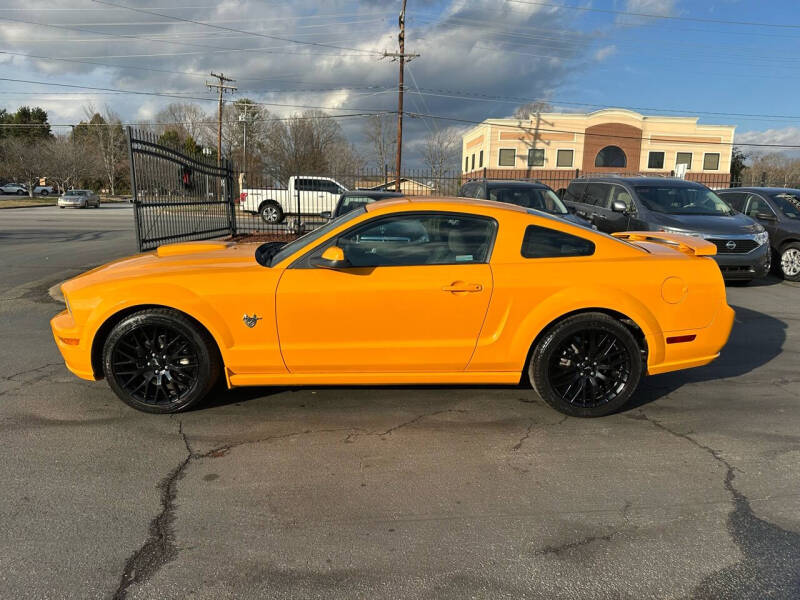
[127,127,237,251]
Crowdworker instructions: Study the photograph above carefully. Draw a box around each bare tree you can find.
[154,102,208,142]
[46,135,90,193]
[513,101,553,121]
[0,137,51,196]
[79,105,128,195]
[421,127,461,180]
[363,113,396,171]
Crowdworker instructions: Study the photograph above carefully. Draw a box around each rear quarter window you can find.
[521,225,596,258]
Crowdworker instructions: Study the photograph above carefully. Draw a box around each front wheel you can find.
[528,313,643,417]
[779,243,800,282]
[259,201,284,224]
[102,308,221,413]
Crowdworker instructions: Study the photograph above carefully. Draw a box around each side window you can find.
[294,179,313,192]
[521,225,595,259]
[718,192,746,212]
[609,185,635,211]
[584,183,610,207]
[744,194,775,219]
[459,183,475,198]
[563,182,587,204]
[337,214,496,267]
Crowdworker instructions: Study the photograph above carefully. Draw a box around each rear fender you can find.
[510,286,665,369]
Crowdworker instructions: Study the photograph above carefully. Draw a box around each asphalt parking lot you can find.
[1,205,799,599]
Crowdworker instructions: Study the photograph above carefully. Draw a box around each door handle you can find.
[442,281,483,293]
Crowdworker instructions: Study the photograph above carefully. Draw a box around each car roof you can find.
[573,176,706,188]
[463,179,549,188]
[719,186,800,194]
[364,195,529,215]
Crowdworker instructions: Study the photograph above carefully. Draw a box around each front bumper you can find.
[58,200,86,208]
[712,242,771,281]
[50,310,97,380]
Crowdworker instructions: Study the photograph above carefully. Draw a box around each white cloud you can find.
[616,0,678,26]
[594,44,617,61]
[737,127,800,148]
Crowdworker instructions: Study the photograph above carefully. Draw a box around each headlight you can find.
[661,227,703,237]
[754,231,769,246]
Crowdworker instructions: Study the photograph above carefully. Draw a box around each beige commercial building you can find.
[461,109,735,182]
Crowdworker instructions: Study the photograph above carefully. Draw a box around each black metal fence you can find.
[127,127,236,251]
[126,133,800,250]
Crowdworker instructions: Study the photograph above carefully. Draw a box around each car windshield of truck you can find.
[634,186,734,216]
[488,187,568,215]
[267,207,366,267]
[772,193,800,219]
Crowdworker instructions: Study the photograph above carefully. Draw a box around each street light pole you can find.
[239,110,247,187]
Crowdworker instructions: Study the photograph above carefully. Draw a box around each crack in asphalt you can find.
[627,411,800,599]
[112,421,191,600]
[344,409,468,443]
[0,363,62,398]
[512,419,535,451]
[533,532,617,556]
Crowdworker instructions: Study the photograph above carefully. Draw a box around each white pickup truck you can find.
[239,176,348,224]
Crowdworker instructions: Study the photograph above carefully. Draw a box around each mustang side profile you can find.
[51,197,734,417]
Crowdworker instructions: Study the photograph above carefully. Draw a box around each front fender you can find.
[508,285,665,370]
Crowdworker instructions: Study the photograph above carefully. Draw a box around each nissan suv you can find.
[563,176,770,282]
[717,187,800,281]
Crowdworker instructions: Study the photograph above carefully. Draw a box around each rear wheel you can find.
[259,201,284,224]
[16,189,25,196]
[779,243,800,282]
[528,313,642,417]
[102,308,220,413]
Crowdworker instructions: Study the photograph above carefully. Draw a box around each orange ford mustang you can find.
[51,197,734,417]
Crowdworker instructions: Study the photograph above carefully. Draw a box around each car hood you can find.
[61,241,259,296]
[651,212,760,235]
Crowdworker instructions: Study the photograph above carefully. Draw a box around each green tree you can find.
[0,106,52,141]
[730,147,748,184]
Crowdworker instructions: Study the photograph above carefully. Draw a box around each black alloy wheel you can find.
[102,308,220,413]
[529,313,642,417]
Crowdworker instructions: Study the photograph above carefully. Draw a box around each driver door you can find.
[275,212,496,373]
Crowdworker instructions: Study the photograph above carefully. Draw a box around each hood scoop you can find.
[157,240,233,257]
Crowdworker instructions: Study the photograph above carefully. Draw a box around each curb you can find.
[48,283,65,304]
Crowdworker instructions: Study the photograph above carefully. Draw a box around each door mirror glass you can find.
[611,200,628,213]
[310,245,348,269]
[756,212,777,222]
[319,210,332,220]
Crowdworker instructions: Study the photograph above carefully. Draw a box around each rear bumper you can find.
[713,243,770,280]
[647,304,735,375]
[58,200,86,208]
[50,310,97,380]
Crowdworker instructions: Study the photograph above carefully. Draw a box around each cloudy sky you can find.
[1,0,799,164]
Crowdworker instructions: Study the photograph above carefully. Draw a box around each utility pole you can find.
[384,0,419,191]
[206,72,236,165]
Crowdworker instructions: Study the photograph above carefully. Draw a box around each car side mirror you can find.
[755,212,777,222]
[310,245,348,269]
[611,200,628,213]
[319,210,332,220]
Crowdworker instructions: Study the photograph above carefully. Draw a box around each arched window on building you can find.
[595,146,627,168]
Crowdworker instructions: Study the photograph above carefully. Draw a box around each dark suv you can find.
[459,179,591,227]
[717,187,800,281]
[562,176,770,282]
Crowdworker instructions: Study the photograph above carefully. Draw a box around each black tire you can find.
[528,313,643,417]
[779,242,800,282]
[16,189,25,196]
[102,308,221,413]
[259,201,284,224]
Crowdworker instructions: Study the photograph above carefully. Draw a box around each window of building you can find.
[471,154,475,170]
[594,145,627,168]
[528,148,545,167]
[556,149,574,168]
[703,153,720,171]
[479,150,483,168]
[648,151,665,169]
[521,225,595,259]
[676,152,693,170]
[465,156,469,171]
[498,148,516,167]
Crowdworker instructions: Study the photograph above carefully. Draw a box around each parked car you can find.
[717,187,800,281]
[58,189,100,208]
[459,179,592,227]
[33,185,55,196]
[322,190,404,219]
[52,196,733,418]
[0,183,27,195]
[239,176,349,224]
[563,176,770,283]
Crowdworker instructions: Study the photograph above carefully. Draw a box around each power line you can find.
[506,0,800,29]
[89,0,383,56]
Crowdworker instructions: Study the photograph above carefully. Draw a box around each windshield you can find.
[339,195,380,216]
[268,207,366,266]
[634,186,733,216]
[772,193,800,219]
[488,186,568,215]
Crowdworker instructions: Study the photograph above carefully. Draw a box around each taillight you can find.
[239,192,247,203]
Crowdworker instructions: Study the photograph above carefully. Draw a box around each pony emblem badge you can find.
[242,313,262,328]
